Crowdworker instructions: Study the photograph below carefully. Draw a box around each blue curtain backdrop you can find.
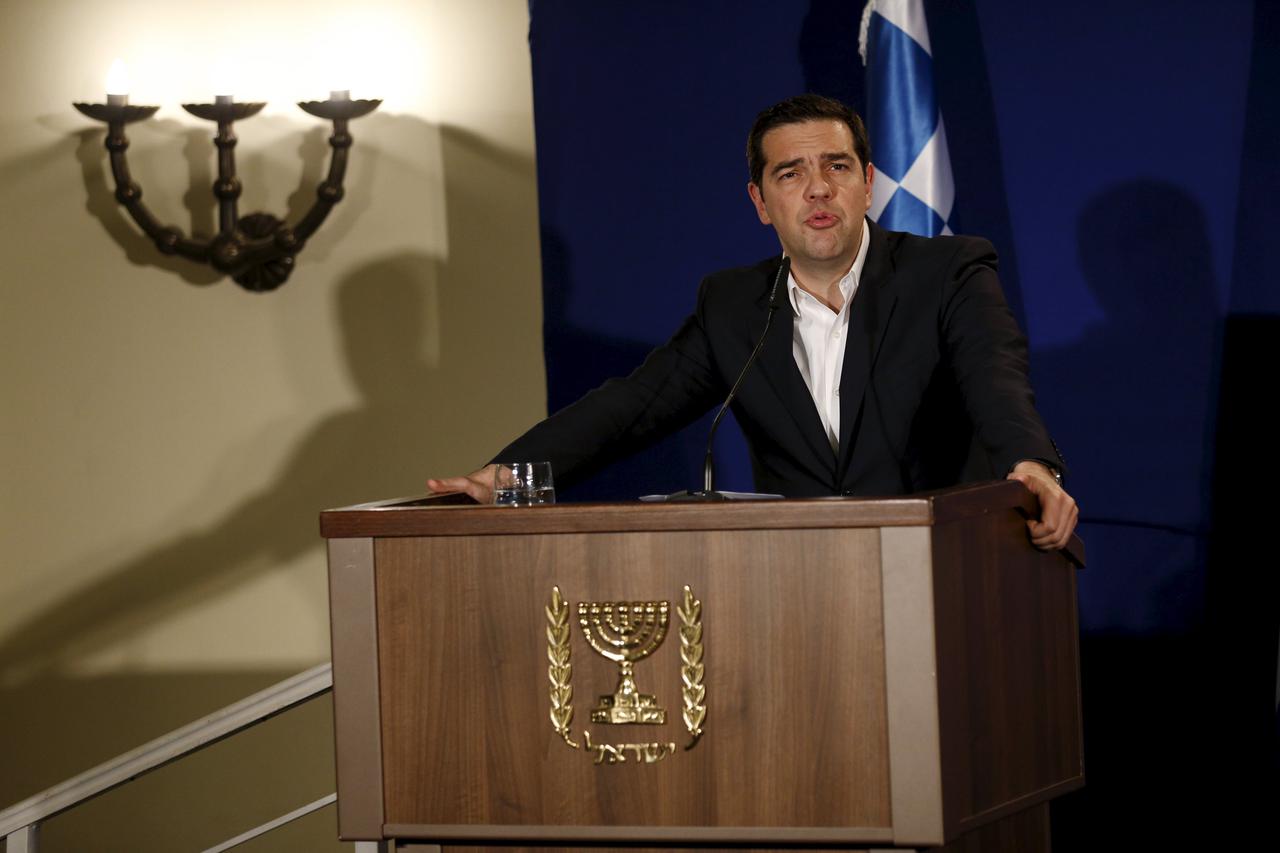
[525,2,1277,844]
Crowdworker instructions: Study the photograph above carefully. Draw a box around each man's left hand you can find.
[1006,460,1078,551]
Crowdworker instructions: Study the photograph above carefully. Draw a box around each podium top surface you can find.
[320,481,1083,565]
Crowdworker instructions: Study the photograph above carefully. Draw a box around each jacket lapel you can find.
[753,260,838,480]
[837,223,899,480]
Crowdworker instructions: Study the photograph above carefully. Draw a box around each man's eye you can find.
[779,171,798,180]
[830,163,848,171]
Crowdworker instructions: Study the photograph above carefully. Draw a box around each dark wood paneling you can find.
[388,822,891,845]
[414,843,889,853]
[412,840,890,845]
[931,512,1084,837]
[413,844,891,852]
[430,848,880,853]
[374,528,891,835]
[934,802,1049,853]
[402,803,1044,852]
[428,848,818,853]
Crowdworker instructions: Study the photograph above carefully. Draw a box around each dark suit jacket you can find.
[497,222,1062,498]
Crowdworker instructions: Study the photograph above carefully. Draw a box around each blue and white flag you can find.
[859,0,955,236]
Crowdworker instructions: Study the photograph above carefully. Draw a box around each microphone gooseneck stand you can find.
[666,257,791,502]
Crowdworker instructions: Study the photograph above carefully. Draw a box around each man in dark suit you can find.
[430,95,1077,550]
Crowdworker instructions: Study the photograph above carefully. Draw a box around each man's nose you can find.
[805,172,833,199]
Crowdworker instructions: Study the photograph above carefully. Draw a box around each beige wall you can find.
[0,0,544,848]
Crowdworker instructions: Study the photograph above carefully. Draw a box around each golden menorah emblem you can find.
[577,599,669,724]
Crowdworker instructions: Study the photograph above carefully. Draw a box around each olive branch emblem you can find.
[677,585,706,748]
[546,585,578,748]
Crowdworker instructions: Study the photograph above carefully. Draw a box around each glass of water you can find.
[492,462,556,506]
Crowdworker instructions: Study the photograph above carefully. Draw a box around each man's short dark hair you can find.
[746,94,872,189]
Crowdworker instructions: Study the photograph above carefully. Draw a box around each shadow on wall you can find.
[1,118,540,685]
[1039,182,1234,853]
[1033,180,1220,635]
[0,255,444,685]
[0,118,542,850]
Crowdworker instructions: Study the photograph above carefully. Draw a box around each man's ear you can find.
[747,182,771,225]
[863,163,875,211]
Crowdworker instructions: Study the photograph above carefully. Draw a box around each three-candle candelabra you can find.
[73,89,380,291]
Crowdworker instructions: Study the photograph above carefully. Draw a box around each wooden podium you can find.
[320,481,1084,852]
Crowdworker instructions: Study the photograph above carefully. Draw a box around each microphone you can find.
[667,257,790,501]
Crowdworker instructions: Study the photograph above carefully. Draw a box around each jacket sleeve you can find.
[491,281,727,487]
[939,239,1066,478]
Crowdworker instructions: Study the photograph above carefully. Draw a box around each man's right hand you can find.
[427,464,498,504]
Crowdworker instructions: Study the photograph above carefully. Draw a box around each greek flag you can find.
[859,0,955,236]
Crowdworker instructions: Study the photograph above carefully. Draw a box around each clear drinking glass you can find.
[492,461,556,506]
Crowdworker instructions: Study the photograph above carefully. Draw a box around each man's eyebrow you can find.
[770,157,804,177]
[770,152,855,177]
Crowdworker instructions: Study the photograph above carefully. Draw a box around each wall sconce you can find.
[74,68,380,292]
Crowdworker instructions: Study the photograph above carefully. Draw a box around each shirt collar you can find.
[786,217,872,315]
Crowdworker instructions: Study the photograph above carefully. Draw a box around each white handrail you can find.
[201,792,337,853]
[0,662,333,837]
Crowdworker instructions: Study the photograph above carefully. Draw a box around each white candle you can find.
[211,58,238,104]
[105,59,129,105]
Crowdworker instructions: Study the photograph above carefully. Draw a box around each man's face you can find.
[747,119,874,273]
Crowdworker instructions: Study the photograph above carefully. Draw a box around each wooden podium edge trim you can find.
[380,823,896,843]
[321,497,931,538]
[880,525,947,848]
[953,774,1086,835]
[328,537,386,841]
[319,481,1079,544]
[319,483,1083,570]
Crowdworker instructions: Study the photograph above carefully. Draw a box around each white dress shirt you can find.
[786,220,872,453]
